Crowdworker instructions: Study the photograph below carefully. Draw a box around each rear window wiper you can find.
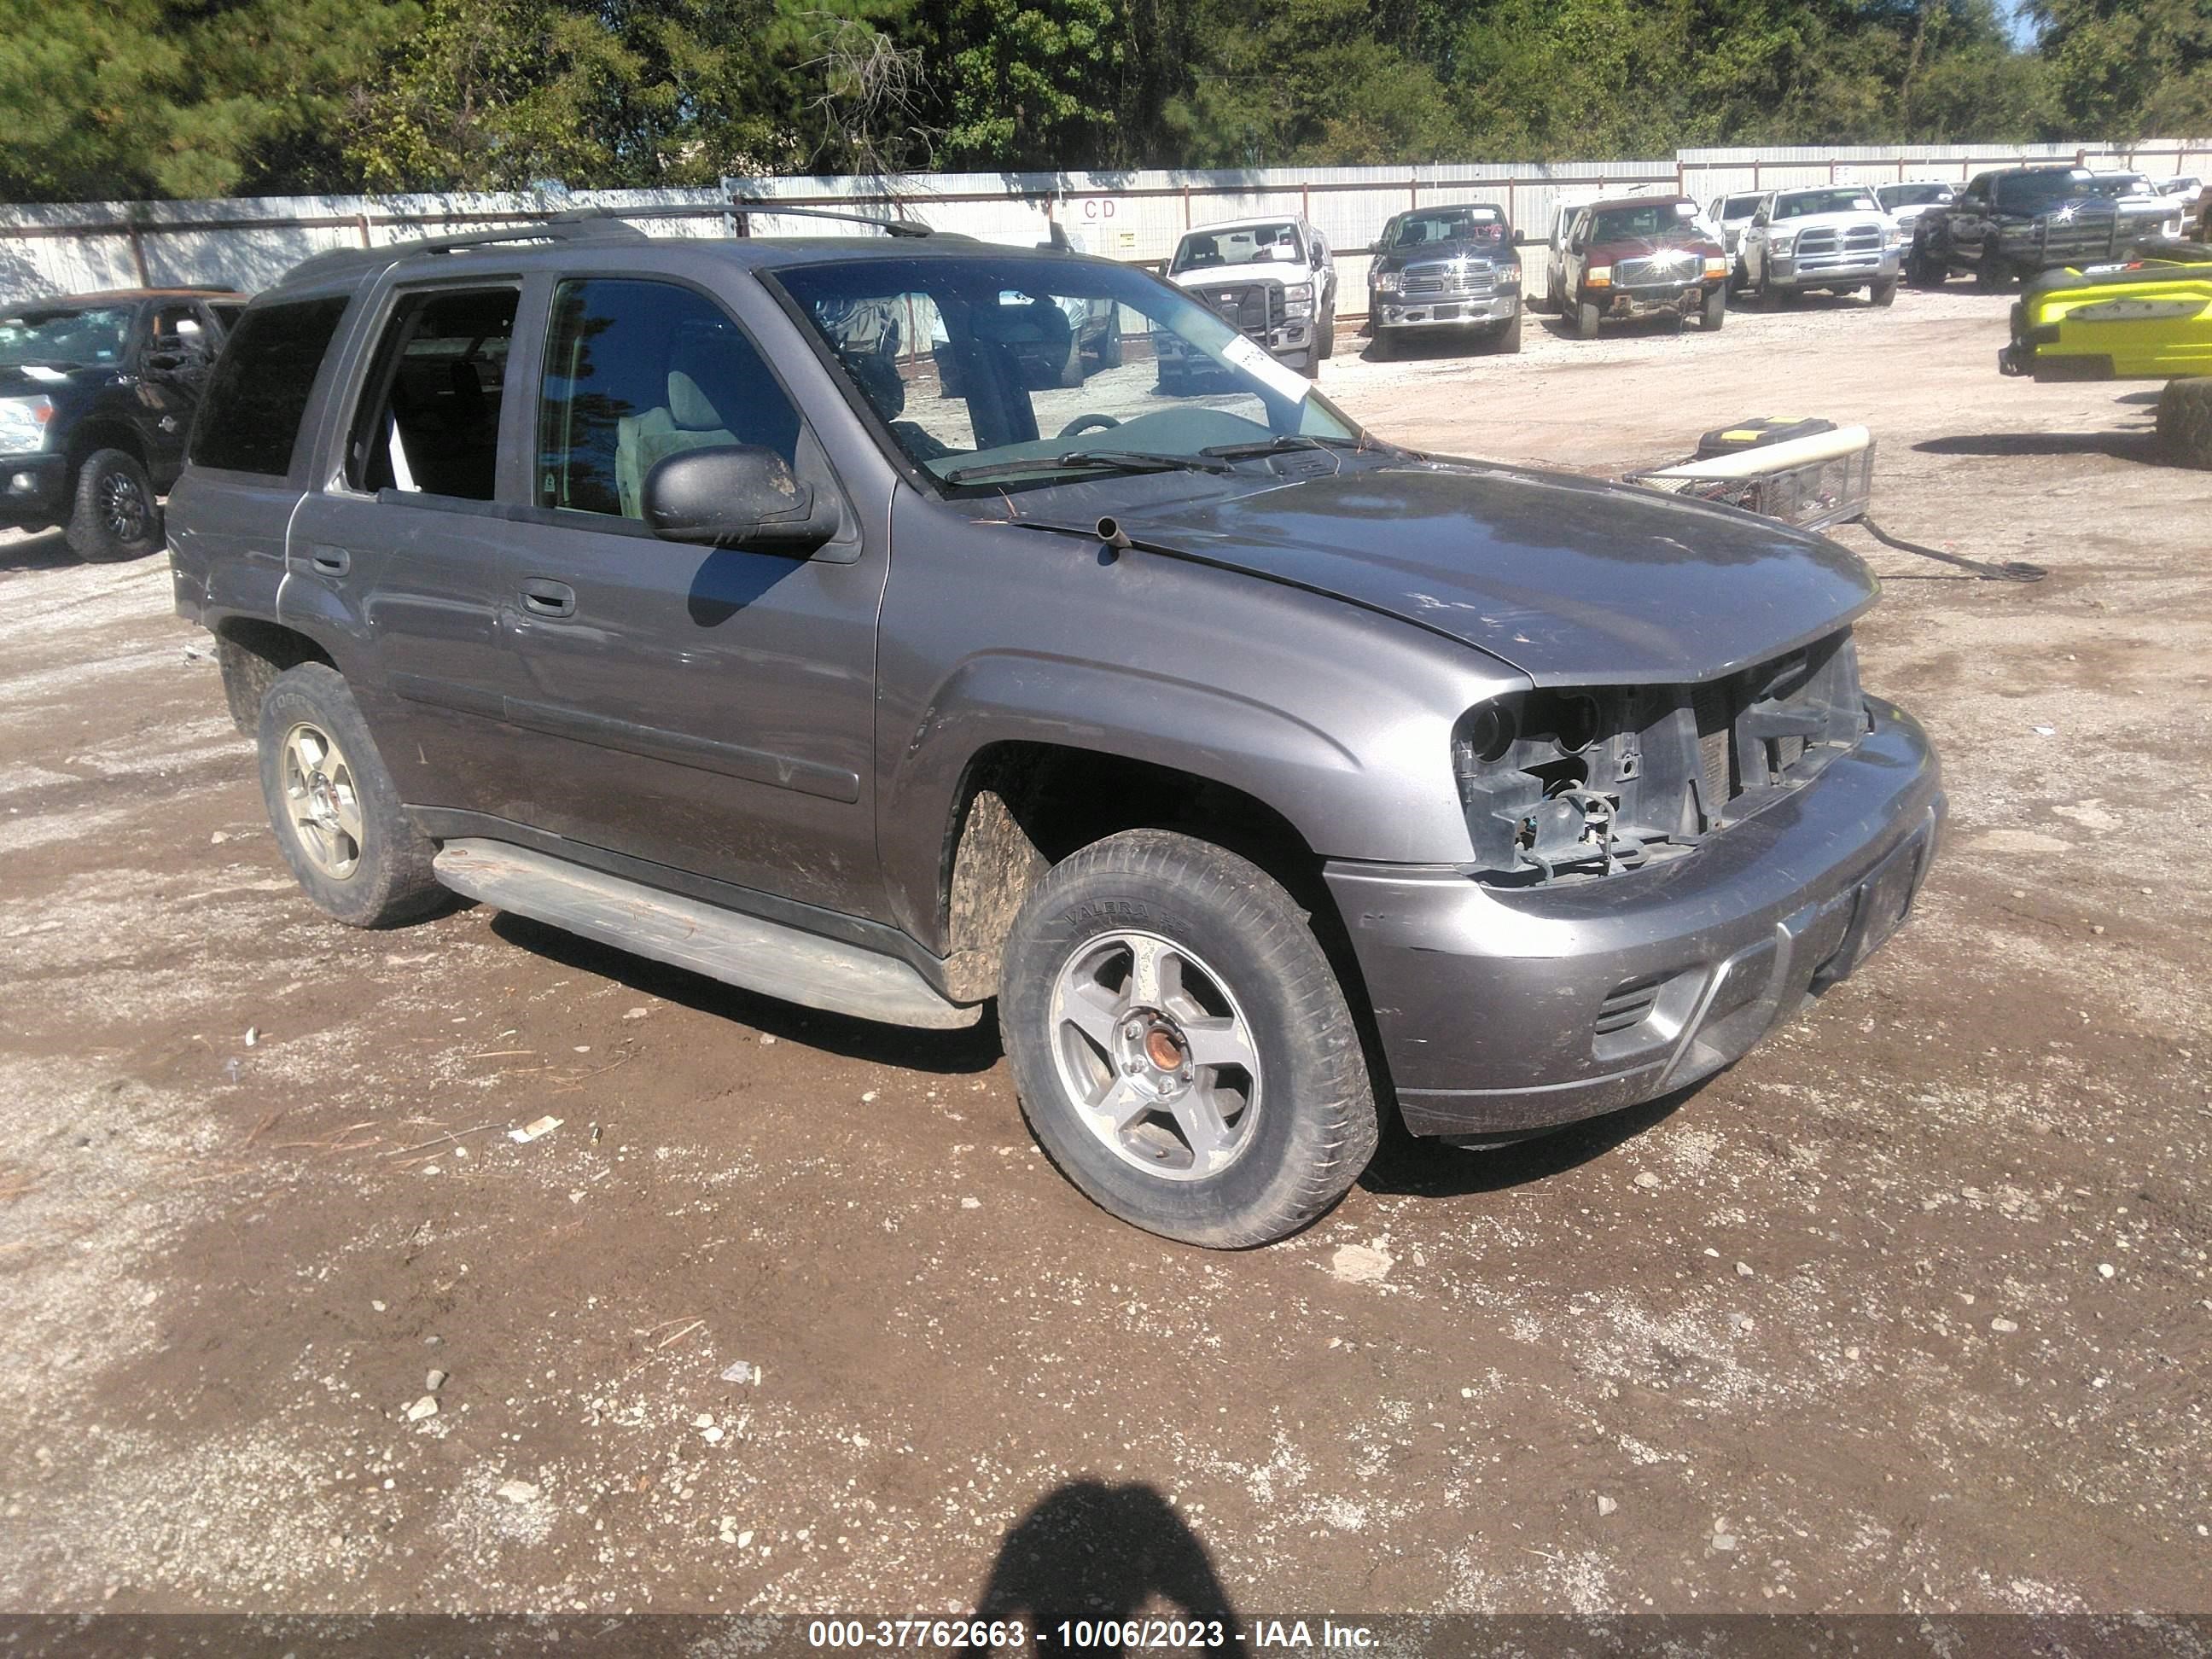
[944,450,1233,485]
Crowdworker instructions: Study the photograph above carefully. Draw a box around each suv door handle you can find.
[520,579,576,619]
[309,544,351,576]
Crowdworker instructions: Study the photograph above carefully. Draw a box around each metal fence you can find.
[2,139,2204,316]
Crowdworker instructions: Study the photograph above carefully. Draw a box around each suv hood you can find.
[1588,232,1724,263]
[1773,210,1887,234]
[1172,266,1301,290]
[0,362,95,387]
[1095,462,1877,685]
[1372,239,1515,273]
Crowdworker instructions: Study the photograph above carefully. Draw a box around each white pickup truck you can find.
[1160,215,1337,381]
[1739,185,1903,307]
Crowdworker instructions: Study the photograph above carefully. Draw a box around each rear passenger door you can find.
[283,279,536,823]
[495,274,892,921]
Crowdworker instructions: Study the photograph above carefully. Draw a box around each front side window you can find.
[771,253,1365,493]
[346,286,516,501]
[189,296,350,477]
[537,279,800,520]
[1171,223,1305,275]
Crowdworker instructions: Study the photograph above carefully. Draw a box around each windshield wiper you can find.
[944,449,1234,485]
[1199,434,1405,463]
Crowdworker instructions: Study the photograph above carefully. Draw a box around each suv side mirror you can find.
[643,445,838,556]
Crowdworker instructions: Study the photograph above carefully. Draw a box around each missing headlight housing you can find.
[1453,634,1868,887]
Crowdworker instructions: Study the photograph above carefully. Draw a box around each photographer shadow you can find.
[975,1480,1248,1657]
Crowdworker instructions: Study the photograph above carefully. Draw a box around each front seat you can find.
[616,369,736,519]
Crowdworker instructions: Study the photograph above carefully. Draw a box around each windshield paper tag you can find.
[1220,335,1313,404]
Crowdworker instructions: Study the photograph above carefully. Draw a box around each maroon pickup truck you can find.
[1542,195,1730,338]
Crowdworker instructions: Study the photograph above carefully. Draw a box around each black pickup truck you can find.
[1906,166,2150,289]
[0,286,247,560]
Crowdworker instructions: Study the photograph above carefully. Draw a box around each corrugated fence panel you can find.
[3,143,2205,311]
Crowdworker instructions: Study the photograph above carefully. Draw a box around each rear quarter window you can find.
[189,295,350,476]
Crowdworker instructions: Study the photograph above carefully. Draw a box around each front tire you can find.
[1871,276,1899,307]
[66,447,160,562]
[1575,297,1602,340]
[2157,376,2212,469]
[1698,283,1727,330]
[256,663,445,928]
[1495,308,1523,352]
[1316,300,1336,359]
[998,830,1378,1248]
[1975,238,2007,291]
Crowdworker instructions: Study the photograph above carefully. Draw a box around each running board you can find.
[433,838,981,1030]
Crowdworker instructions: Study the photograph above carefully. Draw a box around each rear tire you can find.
[66,448,160,562]
[256,663,445,928]
[2157,376,2212,469]
[1097,328,1123,370]
[998,830,1379,1248]
[1575,297,1602,340]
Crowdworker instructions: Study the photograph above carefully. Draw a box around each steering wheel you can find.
[1057,412,1121,439]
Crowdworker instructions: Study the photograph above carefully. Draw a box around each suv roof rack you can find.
[723,201,936,239]
[280,198,944,288]
[282,216,652,286]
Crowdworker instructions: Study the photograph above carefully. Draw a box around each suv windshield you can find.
[2086,175,2152,198]
[1775,189,1879,218]
[1170,224,1303,275]
[1995,171,2094,212]
[1877,183,1949,208]
[0,305,132,368]
[1586,203,1703,245]
[1719,195,1764,218]
[771,254,1365,490]
[1387,208,1505,249]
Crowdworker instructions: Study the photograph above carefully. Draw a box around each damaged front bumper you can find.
[1325,701,1943,1141]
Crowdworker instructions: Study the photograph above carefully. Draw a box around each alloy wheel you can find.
[279,721,364,879]
[1048,930,1263,1182]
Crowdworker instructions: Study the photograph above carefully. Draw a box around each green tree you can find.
[0,0,414,201]
[934,0,1122,170]
[2032,0,2212,137]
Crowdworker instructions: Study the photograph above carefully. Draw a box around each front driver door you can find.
[498,274,891,922]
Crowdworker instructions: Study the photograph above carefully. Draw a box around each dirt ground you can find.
[2,284,2207,1623]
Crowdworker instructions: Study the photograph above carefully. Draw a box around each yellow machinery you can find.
[2000,256,2212,466]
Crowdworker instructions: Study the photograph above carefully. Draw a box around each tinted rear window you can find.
[189,296,349,476]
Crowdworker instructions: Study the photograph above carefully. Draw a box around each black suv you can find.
[169,213,1941,1247]
[1,287,247,560]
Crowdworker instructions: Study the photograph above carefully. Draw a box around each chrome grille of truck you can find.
[1615,251,1700,286]
[1402,265,1493,300]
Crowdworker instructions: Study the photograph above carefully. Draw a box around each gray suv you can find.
[170,212,1944,1247]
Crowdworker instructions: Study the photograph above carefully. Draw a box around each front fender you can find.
[872,499,1524,951]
